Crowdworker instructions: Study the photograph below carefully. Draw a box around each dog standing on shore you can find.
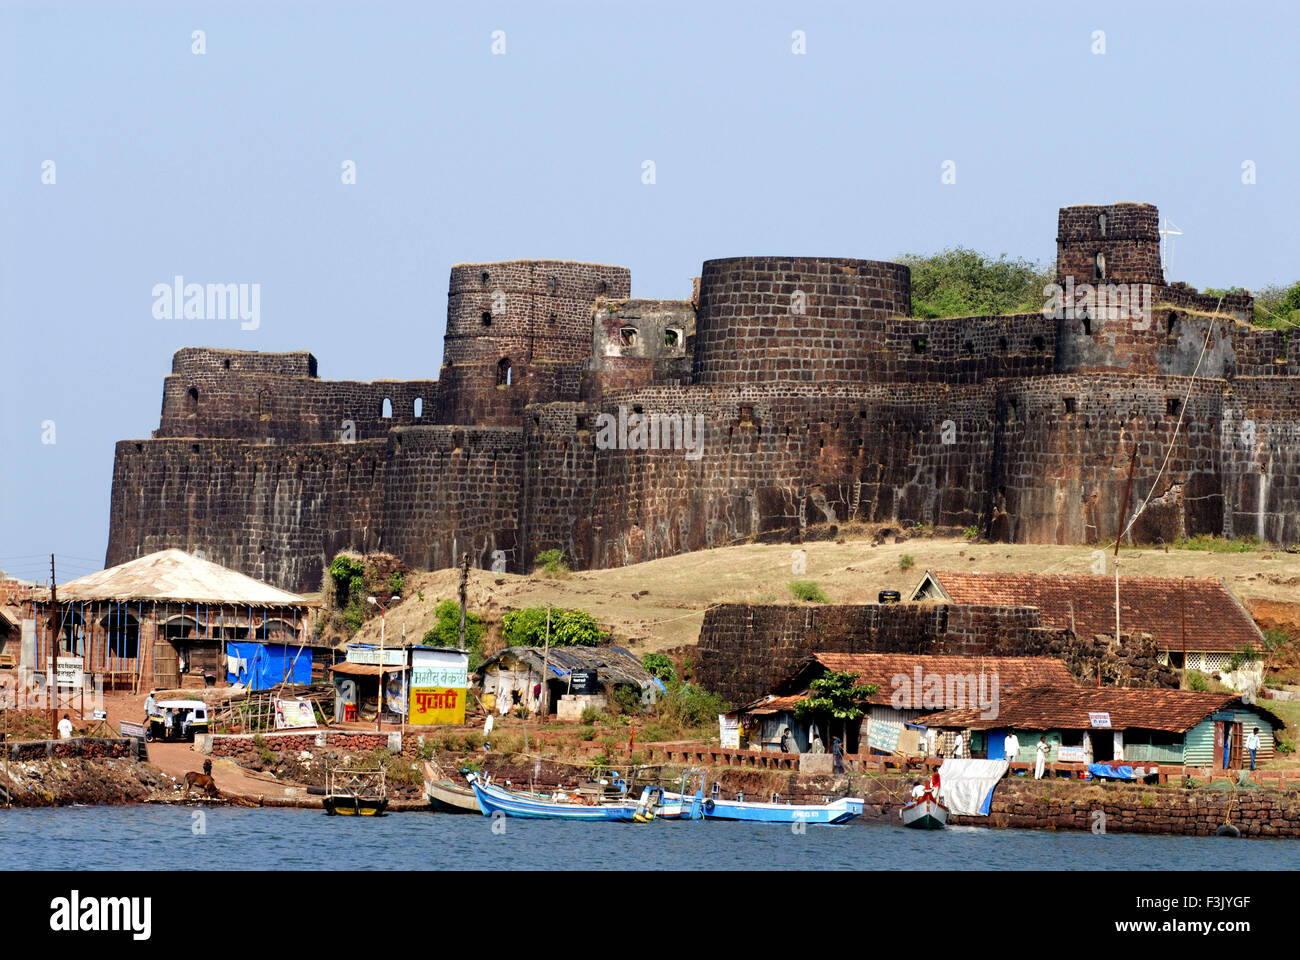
[184,759,220,799]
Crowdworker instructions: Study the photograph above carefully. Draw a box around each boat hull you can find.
[900,794,948,829]
[323,796,388,816]
[469,775,637,821]
[422,764,481,813]
[668,793,863,824]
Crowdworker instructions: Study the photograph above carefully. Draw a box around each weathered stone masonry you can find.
[107,205,1300,591]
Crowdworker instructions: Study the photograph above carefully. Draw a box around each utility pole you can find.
[1113,444,1139,655]
[49,555,58,739]
[457,552,469,651]
[539,605,552,718]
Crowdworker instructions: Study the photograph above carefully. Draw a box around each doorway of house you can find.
[1087,729,1114,762]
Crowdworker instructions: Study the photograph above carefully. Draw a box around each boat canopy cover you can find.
[936,759,1009,816]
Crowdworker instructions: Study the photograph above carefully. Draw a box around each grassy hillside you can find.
[339,533,1300,656]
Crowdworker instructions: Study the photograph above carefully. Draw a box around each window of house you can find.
[497,358,512,386]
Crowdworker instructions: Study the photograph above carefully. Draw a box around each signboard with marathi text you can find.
[346,645,408,667]
[408,647,469,725]
[1057,745,1088,763]
[1088,712,1112,728]
[55,657,84,689]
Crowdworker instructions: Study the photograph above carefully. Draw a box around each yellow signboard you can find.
[409,687,466,725]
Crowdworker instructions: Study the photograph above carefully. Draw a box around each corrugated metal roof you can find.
[476,645,653,687]
[918,570,1263,653]
[54,550,309,607]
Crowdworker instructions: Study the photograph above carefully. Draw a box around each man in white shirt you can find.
[57,714,73,739]
[1004,732,1020,773]
[1035,736,1050,780]
[1246,727,1261,770]
[952,732,964,759]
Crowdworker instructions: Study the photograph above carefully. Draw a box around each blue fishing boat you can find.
[665,788,864,824]
[468,773,639,821]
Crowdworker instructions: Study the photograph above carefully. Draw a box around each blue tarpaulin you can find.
[1088,763,1137,780]
[225,641,311,690]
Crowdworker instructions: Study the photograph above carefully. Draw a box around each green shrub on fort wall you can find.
[1186,670,1210,692]
[788,581,829,603]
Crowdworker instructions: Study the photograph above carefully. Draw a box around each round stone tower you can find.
[690,256,911,385]
[437,260,631,424]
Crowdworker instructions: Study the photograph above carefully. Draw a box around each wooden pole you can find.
[539,605,551,718]
[49,555,58,739]
[457,552,469,652]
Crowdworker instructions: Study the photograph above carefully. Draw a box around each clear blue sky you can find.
[2,0,1297,582]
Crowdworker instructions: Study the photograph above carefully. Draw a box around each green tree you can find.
[897,248,1055,320]
[641,652,676,682]
[794,670,878,746]
[421,599,487,668]
[502,607,604,647]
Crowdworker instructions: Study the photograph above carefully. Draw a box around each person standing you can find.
[1246,727,1261,771]
[831,735,844,773]
[952,731,965,759]
[143,689,156,720]
[1004,731,1020,773]
[57,714,73,739]
[1035,736,1049,780]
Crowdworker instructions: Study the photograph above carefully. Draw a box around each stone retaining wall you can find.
[207,730,398,756]
[3,737,132,761]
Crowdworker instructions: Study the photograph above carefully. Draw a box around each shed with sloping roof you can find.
[910,570,1266,690]
[920,685,1284,768]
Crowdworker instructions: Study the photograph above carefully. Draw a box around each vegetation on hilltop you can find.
[898,248,1055,319]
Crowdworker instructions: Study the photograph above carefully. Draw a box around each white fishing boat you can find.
[900,790,948,829]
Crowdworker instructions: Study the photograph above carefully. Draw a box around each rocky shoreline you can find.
[4,749,1299,839]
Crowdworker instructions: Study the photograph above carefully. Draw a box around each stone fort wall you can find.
[105,203,1300,591]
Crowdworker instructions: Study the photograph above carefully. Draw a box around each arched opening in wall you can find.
[481,272,490,286]
[1166,397,1181,417]
[1098,213,1107,236]
[595,281,608,295]
[223,358,231,369]
[481,312,492,327]
[963,340,974,353]
[1081,315,1092,336]
[382,397,393,419]
[619,326,639,348]
[497,357,512,386]
[1063,397,1077,414]
[998,337,1009,352]
[1094,252,1106,280]
[1032,335,1045,351]
[186,387,199,417]
[912,337,927,355]
[258,389,271,421]
[414,397,423,418]
[548,275,558,294]
[1167,313,1179,337]
[665,328,681,348]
